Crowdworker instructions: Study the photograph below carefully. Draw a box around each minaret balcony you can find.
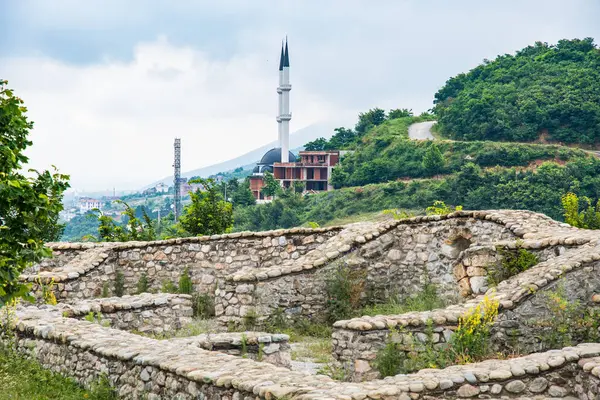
[280,113,292,121]
[278,84,292,91]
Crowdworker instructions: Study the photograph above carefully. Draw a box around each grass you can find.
[291,338,333,364]
[358,284,447,317]
[133,317,223,339]
[0,345,116,400]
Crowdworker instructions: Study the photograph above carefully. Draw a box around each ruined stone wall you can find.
[23,228,340,303]
[332,236,600,381]
[491,261,600,355]
[167,332,291,368]
[216,217,516,326]
[60,293,193,335]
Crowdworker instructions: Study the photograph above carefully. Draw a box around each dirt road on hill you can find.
[408,121,436,140]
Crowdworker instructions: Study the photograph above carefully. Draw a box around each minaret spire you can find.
[284,37,290,67]
[280,36,291,163]
[279,41,284,71]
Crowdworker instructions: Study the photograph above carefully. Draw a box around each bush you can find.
[192,293,215,318]
[136,273,149,294]
[161,280,178,294]
[178,267,193,295]
[534,283,600,348]
[373,295,499,376]
[113,270,125,297]
[487,243,539,286]
[325,264,366,322]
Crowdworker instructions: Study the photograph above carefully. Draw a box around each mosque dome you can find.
[259,148,296,165]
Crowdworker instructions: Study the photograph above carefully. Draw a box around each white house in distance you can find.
[78,197,101,214]
[155,182,169,193]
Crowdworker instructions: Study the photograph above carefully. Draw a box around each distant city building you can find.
[78,197,101,213]
[249,39,340,201]
[155,182,169,193]
[180,178,204,196]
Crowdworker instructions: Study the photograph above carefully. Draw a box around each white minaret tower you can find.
[278,38,292,163]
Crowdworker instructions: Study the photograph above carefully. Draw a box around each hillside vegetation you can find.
[434,38,600,144]
[331,116,589,188]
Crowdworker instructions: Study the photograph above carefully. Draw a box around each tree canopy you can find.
[0,80,69,306]
[179,178,233,236]
[434,38,600,144]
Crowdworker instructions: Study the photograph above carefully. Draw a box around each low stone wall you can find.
[23,227,340,303]
[332,238,600,381]
[168,332,291,368]
[60,293,193,335]
[3,305,600,399]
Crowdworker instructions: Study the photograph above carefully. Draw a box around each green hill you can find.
[434,38,600,144]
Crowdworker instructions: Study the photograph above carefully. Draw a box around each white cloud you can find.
[3,37,342,191]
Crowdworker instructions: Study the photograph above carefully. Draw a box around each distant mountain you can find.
[145,122,338,188]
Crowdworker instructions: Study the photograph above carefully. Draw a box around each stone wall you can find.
[167,332,291,368]
[23,227,340,303]
[215,217,517,326]
[332,234,600,381]
[60,293,193,335]
[3,305,600,399]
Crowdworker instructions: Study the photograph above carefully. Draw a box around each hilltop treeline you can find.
[434,38,600,144]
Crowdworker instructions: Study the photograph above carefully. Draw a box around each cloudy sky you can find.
[2,1,599,192]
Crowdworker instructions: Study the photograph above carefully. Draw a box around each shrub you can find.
[325,263,366,322]
[360,283,445,316]
[136,273,149,294]
[160,280,178,294]
[192,293,215,318]
[113,270,125,297]
[534,283,600,348]
[178,267,193,295]
[35,277,57,305]
[101,282,110,298]
[373,295,499,376]
[425,200,462,215]
[451,295,499,363]
[487,243,539,286]
[562,192,600,229]
[374,342,406,377]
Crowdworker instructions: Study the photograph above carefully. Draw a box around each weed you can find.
[35,276,58,305]
[325,263,366,322]
[192,293,215,318]
[373,295,499,377]
[113,270,125,297]
[0,344,117,399]
[425,200,462,216]
[136,273,149,294]
[242,309,258,331]
[382,209,413,220]
[178,267,193,295]
[488,243,538,286]
[160,279,178,294]
[101,282,110,298]
[359,284,445,316]
[240,333,248,358]
[257,343,264,361]
[316,362,351,381]
[533,282,600,348]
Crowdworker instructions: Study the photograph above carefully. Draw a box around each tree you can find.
[388,108,413,120]
[355,108,386,134]
[231,178,256,207]
[261,171,281,199]
[179,178,233,236]
[0,80,70,306]
[305,137,328,151]
[94,200,156,242]
[422,143,445,174]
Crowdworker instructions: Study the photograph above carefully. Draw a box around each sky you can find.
[1,0,599,192]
